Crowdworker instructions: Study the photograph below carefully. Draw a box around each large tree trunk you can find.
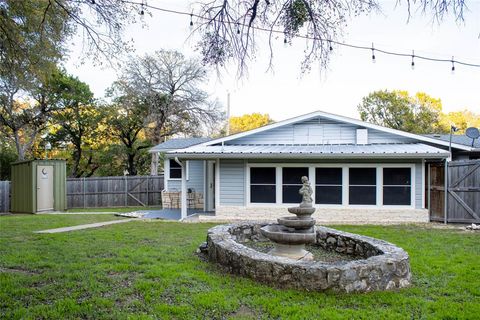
[13,130,25,160]
[127,151,137,175]
[150,152,158,176]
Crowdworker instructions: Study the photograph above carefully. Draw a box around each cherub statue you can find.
[299,176,313,207]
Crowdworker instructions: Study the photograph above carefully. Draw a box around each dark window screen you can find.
[282,167,309,184]
[349,168,376,185]
[250,167,276,184]
[349,186,376,205]
[250,167,276,203]
[316,168,342,184]
[169,159,182,179]
[383,168,411,205]
[316,186,342,204]
[251,185,276,203]
[383,186,411,205]
[282,167,308,203]
[315,168,342,204]
[383,168,411,185]
[349,168,376,205]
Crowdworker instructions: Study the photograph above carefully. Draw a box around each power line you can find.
[122,0,480,69]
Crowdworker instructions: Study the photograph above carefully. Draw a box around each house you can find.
[151,111,475,223]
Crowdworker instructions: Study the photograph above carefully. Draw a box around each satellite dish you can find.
[465,127,480,147]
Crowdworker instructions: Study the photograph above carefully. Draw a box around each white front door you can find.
[37,166,54,212]
[206,161,215,211]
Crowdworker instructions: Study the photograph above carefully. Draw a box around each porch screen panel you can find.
[315,168,342,204]
[250,167,276,203]
[282,167,309,203]
[383,168,411,205]
[169,159,182,179]
[349,168,376,205]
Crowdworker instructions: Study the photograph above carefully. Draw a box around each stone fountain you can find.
[260,176,316,261]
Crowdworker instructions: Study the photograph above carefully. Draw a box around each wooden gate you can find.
[429,160,480,223]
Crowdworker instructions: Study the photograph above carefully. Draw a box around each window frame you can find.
[382,167,412,206]
[166,159,189,181]
[249,167,277,204]
[245,163,415,209]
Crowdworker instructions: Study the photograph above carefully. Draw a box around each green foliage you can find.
[1,216,479,319]
[358,90,446,134]
[0,139,17,180]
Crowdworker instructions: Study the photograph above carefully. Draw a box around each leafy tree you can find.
[0,137,17,180]
[357,90,445,134]
[105,81,151,176]
[194,0,468,75]
[47,71,106,177]
[439,110,480,133]
[229,113,275,134]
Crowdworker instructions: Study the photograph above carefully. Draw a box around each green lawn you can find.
[0,215,478,319]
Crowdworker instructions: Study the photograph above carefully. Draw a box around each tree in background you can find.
[119,50,224,174]
[439,110,480,133]
[229,113,274,134]
[47,71,106,177]
[104,81,151,176]
[357,90,445,134]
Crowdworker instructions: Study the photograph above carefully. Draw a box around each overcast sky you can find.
[65,0,480,122]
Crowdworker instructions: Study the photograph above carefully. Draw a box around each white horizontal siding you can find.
[219,160,245,206]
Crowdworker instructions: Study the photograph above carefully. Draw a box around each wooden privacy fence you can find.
[0,181,10,213]
[67,175,164,209]
[429,160,480,223]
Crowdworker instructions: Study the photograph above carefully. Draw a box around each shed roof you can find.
[167,143,449,159]
[149,137,212,153]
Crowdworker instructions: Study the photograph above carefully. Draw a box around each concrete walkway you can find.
[34,218,134,234]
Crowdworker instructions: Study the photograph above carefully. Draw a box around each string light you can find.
[411,50,415,70]
[371,43,376,63]
[122,0,480,71]
[236,23,240,35]
[284,35,288,47]
[140,0,144,15]
[91,0,95,4]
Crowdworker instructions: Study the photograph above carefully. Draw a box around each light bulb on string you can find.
[371,43,376,63]
[411,50,415,70]
[189,13,194,29]
[236,24,241,35]
[140,0,145,15]
[284,35,288,47]
[451,56,455,74]
[329,40,333,52]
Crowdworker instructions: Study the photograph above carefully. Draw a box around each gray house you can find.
[153,111,475,223]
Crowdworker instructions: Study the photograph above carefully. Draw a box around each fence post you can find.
[83,177,86,209]
[124,176,128,206]
[146,176,149,207]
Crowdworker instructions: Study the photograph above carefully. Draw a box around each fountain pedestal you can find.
[260,176,317,261]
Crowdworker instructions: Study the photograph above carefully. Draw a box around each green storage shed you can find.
[11,159,67,213]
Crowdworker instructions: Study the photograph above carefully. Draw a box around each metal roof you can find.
[423,134,480,149]
[149,137,212,153]
[167,143,450,159]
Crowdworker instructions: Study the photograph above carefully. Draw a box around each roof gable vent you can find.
[356,129,368,145]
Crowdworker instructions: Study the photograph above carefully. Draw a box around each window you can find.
[349,168,376,205]
[169,159,182,179]
[383,168,411,205]
[282,167,309,203]
[316,168,342,204]
[250,167,276,203]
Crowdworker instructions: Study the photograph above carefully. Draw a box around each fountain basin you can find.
[260,224,316,245]
[287,206,316,218]
[277,216,316,229]
[203,223,412,293]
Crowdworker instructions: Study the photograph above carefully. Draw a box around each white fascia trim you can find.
[193,110,472,151]
[165,152,450,160]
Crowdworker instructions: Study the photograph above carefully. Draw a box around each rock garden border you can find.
[204,223,411,293]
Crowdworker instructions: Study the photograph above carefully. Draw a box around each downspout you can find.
[175,157,188,221]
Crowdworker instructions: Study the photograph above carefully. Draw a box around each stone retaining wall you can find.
[205,223,412,293]
[199,207,428,224]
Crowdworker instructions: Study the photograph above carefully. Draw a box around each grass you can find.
[0,215,479,319]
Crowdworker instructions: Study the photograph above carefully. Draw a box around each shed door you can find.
[37,166,54,211]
